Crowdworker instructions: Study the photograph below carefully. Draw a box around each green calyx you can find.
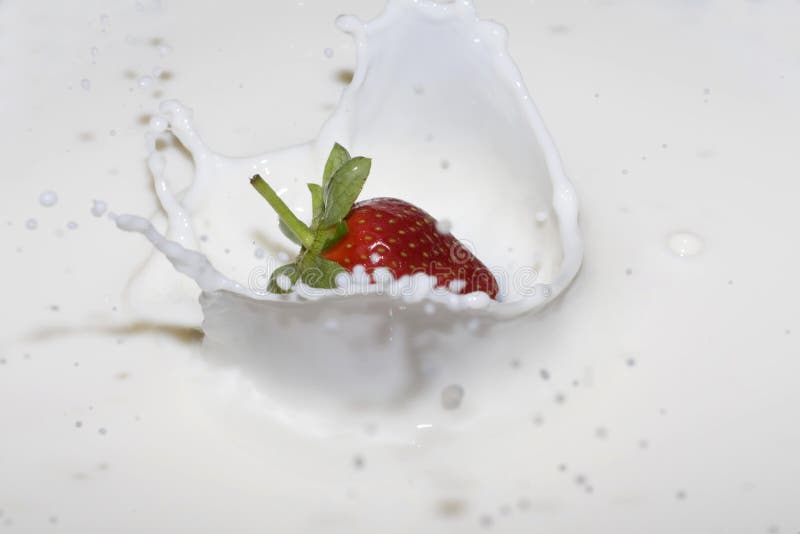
[250,143,372,294]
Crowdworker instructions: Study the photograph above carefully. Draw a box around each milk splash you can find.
[116,0,582,419]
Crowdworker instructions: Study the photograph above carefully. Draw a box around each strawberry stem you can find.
[250,175,314,249]
[250,144,371,294]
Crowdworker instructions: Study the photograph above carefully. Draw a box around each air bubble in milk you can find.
[668,232,704,258]
[25,218,38,230]
[38,191,58,207]
[80,78,91,91]
[254,247,266,259]
[324,47,334,58]
[67,221,79,230]
[157,44,172,57]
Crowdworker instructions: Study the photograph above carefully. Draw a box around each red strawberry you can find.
[321,198,498,298]
[250,143,499,299]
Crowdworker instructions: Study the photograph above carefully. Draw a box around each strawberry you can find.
[250,143,499,299]
[321,198,498,298]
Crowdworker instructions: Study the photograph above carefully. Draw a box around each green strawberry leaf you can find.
[267,263,301,294]
[300,256,345,289]
[320,221,349,251]
[308,183,324,229]
[322,143,351,190]
[321,156,371,227]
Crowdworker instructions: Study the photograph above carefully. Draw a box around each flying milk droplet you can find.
[137,75,155,89]
[91,200,108,217]
[668,232,704,258]
[39,191,58,207]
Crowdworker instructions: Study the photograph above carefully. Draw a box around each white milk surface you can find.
[1,1,799,533]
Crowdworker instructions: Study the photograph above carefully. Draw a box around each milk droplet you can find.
[369,252,381,264]
[435,219,452,235]
[668,232,704,258]
[441,384,464,410]
[277,251,290,263]
[254,247,266,259]
[372,267,394,286]
[137,75,155,89]
[25,218,38,230]
[539,369,550,380]
[448,279,466,293]
[92,200,108,217]
[347,454,366,472]
[352,265,370,285]
[324,47,334,58]
[38,191,58,207]
[67,221,79,230]
[80,78,91,91]
[148,115,168,133]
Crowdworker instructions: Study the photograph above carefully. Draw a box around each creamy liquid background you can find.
[1,1,799,533]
